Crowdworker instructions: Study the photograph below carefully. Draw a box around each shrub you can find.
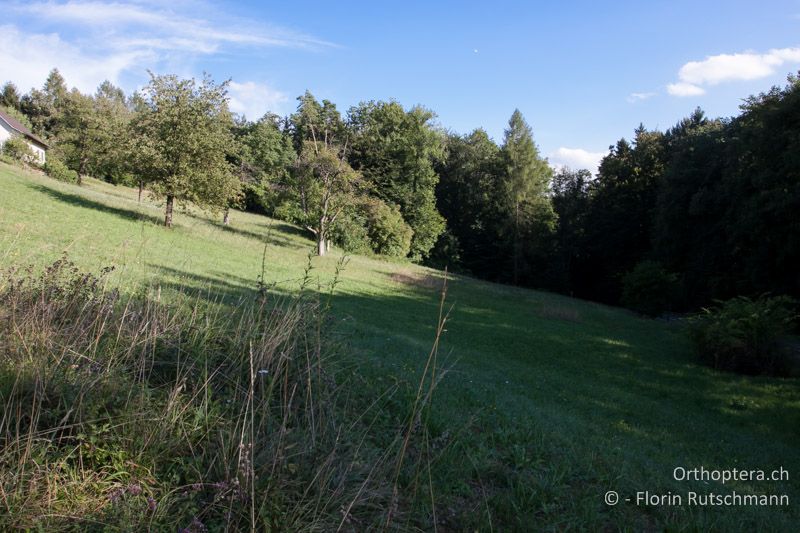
[2,135,34,163]
[44,156,79,183]
[688,295,797,375]
[330,209,372,255]
[362,198,413,258]
[621,260,680,316]
[103,171,137,186]
[331,198,413,258]
[425,229,463,271]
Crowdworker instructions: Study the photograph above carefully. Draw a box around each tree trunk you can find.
[138,181,143,203]
[223,208,230,225]
[76,174,82,186]
[317,216,327,256]
[164,194,174,228]
[512,201,519,284]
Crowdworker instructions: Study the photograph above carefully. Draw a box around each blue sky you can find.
[2,0,800,172]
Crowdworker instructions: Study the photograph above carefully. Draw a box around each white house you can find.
[0,109,48,164]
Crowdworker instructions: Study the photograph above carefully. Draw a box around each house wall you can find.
[0,120,12,145]
[28,141,46,164]
[0,120,47,164]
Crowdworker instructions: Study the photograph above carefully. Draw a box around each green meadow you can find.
[1,161,798,531]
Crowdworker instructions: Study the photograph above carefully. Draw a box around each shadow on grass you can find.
[147,260,800,450]
[28,183,164,226]
[147,263,257,299]
[209,220,312,249]
[29,179,313,250]
[270,221,309,239]
[146,264,319,299]
[121,259,800,529]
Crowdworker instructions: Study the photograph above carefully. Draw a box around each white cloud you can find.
[1,1,333,102]
[549,147,605,175]
[627,91,656,103]
[17,1,335,50]
[679,48,800,85]
[668,47,800,97]
[666,82,706,97]
[228,81,289,120]
[0,24,150,93]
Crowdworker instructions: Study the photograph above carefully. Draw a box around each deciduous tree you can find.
[131,73,239,227]
[348,100,445,260]
[292,140,361,255]
[241,113,296,212]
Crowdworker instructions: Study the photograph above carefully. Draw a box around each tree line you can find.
[2,69,798,312]
[435,75,800,313]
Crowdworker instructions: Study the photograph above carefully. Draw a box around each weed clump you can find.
[43,157,80,183]
[0,256,432,530]
[688,295,797,376]
[1,136,35,163]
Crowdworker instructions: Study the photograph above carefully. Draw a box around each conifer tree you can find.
[500,109,554,284]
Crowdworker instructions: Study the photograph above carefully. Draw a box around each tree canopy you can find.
[347,100,445,260]
[130,73,240,227]
[3,67,798,311]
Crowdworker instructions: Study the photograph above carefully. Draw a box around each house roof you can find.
[0,108,49,148]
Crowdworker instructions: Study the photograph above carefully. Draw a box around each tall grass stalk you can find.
[0,256,451,531]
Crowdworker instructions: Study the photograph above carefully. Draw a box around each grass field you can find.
[1,161,798,531]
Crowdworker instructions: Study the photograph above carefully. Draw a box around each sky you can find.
[2,0,800,173]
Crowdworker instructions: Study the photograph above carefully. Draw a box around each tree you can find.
[282,92,364,255]
[1,82,21,111]
[434,129,504,275]
[348,100,446,260]
[56,82,131,185]
[651,110,726,305]
[290,91,346,151]
[43,69,68,103]
[240,113,296,213]
[292,140,361,255]
[551,167,592,292]
[91,81,133,184]
[58,89,97,183]
[127,91,151,200]
[500,109,554,284]
[577,125,667,302]
[20,69,69,138]
[721,76,800,302]
[651,76,800,306]
[131,73,240,228]
[360,198,413,257]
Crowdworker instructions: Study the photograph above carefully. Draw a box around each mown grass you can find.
[1,161,799,531]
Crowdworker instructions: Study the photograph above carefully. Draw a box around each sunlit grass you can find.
[1,161,798,531]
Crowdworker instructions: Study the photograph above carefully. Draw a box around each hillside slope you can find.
[1,162,798,530]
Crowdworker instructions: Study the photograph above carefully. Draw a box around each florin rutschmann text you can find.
[604,467,790,507]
